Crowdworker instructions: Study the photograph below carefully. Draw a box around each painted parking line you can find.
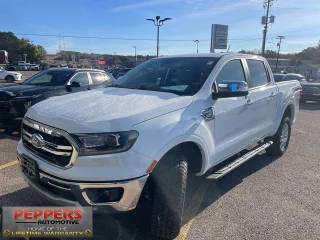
[175,180,209,240]
[175,219,195,240]
[0,160,19,170]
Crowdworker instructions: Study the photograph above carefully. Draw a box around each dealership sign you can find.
[98,59,106,65]
[2,207,93,238]
[210,24,228,52]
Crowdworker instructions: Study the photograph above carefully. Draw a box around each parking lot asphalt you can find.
[0,103,319,240]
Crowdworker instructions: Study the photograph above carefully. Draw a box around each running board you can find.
[206,141,273,180]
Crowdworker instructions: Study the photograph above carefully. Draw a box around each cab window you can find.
[216,59,246,84]
[247,60,269,88]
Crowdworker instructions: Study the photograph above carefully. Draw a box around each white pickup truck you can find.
[17,53,301,239]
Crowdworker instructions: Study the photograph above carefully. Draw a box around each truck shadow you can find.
[0,154,278,240]
[182,153,278,225]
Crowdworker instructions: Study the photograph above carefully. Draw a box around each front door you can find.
[67,72,91,93]
[212,59,252,164]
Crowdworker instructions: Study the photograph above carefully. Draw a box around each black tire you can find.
[149,152,188,239]
[5,75,15,82]
[266,116,291,156]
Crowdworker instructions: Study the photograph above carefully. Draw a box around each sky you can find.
[1,0,320,56]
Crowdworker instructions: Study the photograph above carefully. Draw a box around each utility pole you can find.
[261,0,275,55]
[133,46,137,65]
[146,16,172,57]
[275,35,285,73]
[193,40,199,54]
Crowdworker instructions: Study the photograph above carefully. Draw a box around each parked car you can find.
[6,64,17,71]
[17,61,29,71]
[273,73,286,82]
[0,66,22,82]
[0,68,113,127]
[109,67,132,79]
[30,64,40,71]
[17,53,300,239]
[274,73,320,102]
[300,81,320,102]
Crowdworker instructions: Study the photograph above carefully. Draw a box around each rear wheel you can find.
[5,75,15,82]
[266,116,291,156]
[148,152,188,239]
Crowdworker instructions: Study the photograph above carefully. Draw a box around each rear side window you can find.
[70,72,89,86]
[216,59,246,84]
[247,60,269,88]
[90,72,111,84]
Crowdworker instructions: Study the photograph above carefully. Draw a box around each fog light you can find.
[85,188,124,204]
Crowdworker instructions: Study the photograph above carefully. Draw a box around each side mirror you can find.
[213,80,248,99]
[70,81,80,87]
[66,81,80,91]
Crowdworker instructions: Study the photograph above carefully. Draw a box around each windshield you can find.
[24,70,75,86]
[113,57,219,96]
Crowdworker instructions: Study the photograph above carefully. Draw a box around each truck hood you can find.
[26,87,193,133]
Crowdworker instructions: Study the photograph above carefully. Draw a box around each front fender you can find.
[132,107,212,176]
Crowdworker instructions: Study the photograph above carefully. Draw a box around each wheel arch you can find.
[283,103,295,125]
[154,136,209,175]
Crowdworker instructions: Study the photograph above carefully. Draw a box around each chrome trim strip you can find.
[47,180,71,191]
[22,117,79,168]
[23,129,73,151]
[22,135,72,156]
[35,171,149,211]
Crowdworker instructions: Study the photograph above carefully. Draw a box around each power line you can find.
[14,32,262,42]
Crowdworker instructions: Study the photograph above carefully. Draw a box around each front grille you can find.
[0,102,10,112]
[22,118,77,167]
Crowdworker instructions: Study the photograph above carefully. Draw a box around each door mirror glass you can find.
[214,80,248,98]
[70,81,80,87]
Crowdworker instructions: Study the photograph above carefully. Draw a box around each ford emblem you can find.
[31,133,45,149]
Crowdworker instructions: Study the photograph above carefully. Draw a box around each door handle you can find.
[269,92,276,97]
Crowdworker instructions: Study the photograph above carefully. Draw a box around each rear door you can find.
[245,59,278,140]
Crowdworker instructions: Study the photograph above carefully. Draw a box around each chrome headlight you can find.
[73,131,139,155]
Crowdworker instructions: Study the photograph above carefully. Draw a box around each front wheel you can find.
[5,75,15,82]
[266,116,291,156]
[149,152,188,239]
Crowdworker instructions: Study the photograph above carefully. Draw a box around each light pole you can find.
[261,0,275,55]
[133,46,137,65]
[23,53,27,63]
[193,40,199,54]
[146,16,172,57]
[275,35,285,73]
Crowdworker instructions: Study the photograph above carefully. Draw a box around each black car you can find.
[273,73,320,102]
[0,68,113,128]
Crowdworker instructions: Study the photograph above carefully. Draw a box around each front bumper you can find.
[17,153,149,212]
[14,74,22,81]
